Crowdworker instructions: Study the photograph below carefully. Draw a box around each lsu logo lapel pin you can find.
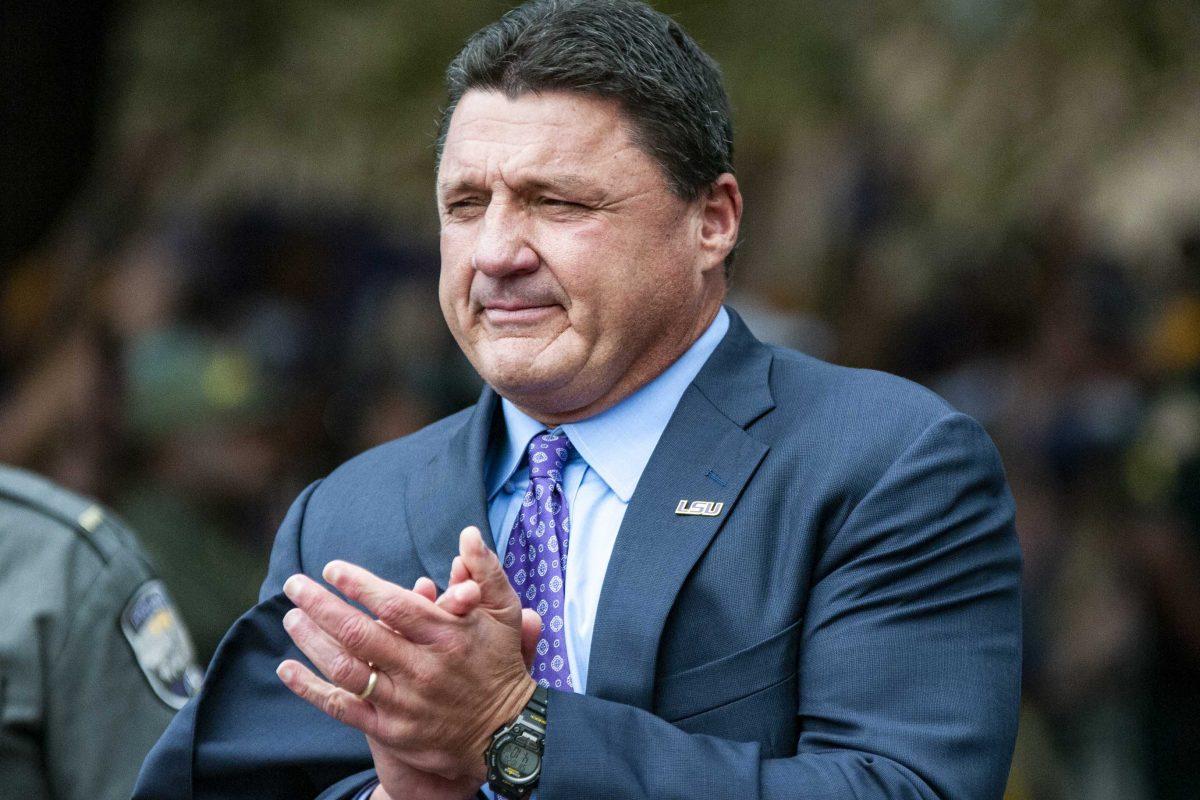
[675,499,724,517]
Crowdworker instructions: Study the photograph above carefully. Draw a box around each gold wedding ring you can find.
[356,662,378,701]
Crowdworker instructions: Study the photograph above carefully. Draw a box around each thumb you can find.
[520,608,543,670]
[459,525,518,610]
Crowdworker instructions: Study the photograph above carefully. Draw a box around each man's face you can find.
[437,89,726,422]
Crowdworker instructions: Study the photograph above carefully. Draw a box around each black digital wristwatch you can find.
[486,684,548,800]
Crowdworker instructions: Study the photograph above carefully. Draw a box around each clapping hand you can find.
[277,527,540,800]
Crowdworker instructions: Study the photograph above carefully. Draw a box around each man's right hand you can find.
[367,527,541,800]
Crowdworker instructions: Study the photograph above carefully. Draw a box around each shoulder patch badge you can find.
[121,579,204,710]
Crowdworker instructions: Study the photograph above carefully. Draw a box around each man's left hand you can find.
[276,528,536,786]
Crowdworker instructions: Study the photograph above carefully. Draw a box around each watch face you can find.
[498,741,539,777]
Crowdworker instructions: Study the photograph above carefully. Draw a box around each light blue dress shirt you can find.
[358,307,729,800]
[485,306,728,695]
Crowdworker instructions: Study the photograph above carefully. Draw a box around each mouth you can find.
[479,301,560,326]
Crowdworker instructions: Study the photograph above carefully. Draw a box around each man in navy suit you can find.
[136,1,1021,798]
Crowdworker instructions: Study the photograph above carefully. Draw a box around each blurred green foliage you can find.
[107,0,1200,311]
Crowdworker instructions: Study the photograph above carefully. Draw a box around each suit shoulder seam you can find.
[294,478,326,575]
[828,410,973,545]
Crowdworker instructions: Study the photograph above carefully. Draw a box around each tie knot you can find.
[527,430,573,480]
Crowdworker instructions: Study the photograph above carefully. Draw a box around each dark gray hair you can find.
[436,0,734,205]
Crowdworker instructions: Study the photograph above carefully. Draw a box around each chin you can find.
[484,356,599,418]
[477,345,562,393]
[484,365,566,400]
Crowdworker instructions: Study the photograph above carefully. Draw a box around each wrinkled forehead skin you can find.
[436,88,670,208]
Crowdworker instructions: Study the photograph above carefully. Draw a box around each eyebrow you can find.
[437,173,599,197]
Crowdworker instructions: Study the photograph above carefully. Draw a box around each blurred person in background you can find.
[1120,231,1200,800]
[2,11,206,795]
[2,0,465,667]
[0,463,202,800]
[2,207,461,662]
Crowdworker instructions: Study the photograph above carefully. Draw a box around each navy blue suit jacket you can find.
[135,309,1021,799]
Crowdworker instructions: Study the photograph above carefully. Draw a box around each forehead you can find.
[438,89,655,192]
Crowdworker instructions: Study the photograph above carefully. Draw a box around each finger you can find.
[276,658,379,733]
[282,608,376,696]
[418,566,480,616]
[413,576,438,603]
[283,574,408,667]
[436,579,481,616]
[322,561,456,644]
[449,555,469,586]
[413,565,481,615]
[459,526,517,609]
[520,608,542,670]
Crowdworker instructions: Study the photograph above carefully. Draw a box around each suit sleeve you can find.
[539,412,1021,799]
[134,479,378,800]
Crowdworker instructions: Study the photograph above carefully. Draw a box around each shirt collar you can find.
[487,306,730,503]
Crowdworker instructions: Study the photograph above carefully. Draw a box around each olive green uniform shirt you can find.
[0,465,202,800]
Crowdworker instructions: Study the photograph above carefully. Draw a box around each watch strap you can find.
[522,684,549,733]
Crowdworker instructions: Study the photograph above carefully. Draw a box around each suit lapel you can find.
[405,386,499,589]
[585,309,775,709]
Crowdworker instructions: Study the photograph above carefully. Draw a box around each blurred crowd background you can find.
[2,2,1198,798]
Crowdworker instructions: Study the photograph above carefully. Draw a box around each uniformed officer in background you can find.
[0,463,203,800]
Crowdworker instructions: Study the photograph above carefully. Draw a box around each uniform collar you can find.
[487,306,730,503]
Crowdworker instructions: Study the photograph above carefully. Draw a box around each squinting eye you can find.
[446,199,485,216]
[541,198,585,209]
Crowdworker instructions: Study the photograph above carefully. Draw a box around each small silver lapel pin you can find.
[675,499,724,517]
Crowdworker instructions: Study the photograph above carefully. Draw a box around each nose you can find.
[472,199,539,277]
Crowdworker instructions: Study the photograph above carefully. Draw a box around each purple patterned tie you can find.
[502,430,574,691]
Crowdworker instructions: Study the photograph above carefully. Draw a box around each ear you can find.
[697,173,742,274]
